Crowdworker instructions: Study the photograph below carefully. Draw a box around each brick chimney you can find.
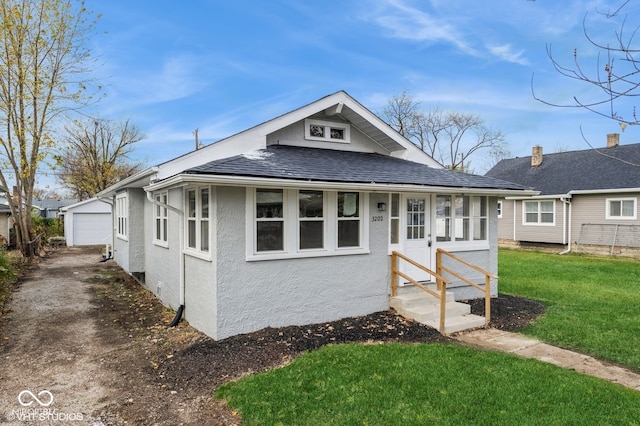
[607,133,620,148]
[531,145,543,167]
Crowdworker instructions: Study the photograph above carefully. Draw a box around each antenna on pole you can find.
[193,128,199,150]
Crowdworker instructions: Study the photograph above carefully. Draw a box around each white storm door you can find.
[401,195,432,283]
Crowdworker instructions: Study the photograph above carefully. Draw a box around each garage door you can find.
[73,213,112,246]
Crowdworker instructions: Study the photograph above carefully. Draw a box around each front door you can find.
[401,195,432,283]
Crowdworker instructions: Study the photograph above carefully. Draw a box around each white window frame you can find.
[497,200,503,219]
[153,192,169,247]
[304,118,351,143]
[184,186,211,258]
[523,200,555,226]
[435,195,489,248]
[246,188,369,261]
[115,193,128,241]
[606,197,637,220]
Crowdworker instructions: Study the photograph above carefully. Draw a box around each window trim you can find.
[153,192,169,247]
[606,197,637,220]
[184,186,212,259]
[247,188,369,261]
[304,118,351,143]
[115,192,128,241]
[523,200,556,226]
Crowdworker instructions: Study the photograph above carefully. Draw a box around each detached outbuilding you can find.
[61,197,112,246]
[98,91,533,339]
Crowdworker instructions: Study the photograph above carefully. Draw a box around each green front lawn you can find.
[499,249,640,371]
[218,343,640,426]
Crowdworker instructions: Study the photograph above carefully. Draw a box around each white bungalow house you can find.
[97,91,534,339]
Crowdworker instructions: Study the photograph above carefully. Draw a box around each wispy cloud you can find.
[487,44,529,66]
[366,0,477,55]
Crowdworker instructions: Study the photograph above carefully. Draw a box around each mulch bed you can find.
[155,295,545,391]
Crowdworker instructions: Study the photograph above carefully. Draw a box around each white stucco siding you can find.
[214,186,389,340]
[143,187,183,310]
[184,255,218,338]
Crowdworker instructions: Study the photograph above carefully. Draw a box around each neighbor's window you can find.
[606,198,637,220]
[186,187,211,253]
[116,193,128,239]
[337,192,360,247]
[154,192,168,245]
[304,119,350,143]
[299,190,324,250]
[524,200,555,225]
[256,189,285,252]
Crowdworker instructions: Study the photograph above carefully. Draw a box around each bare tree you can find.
[532,0,640,127]
[0,0,100,257]
[57,118,145,200]
[383,92,510,171]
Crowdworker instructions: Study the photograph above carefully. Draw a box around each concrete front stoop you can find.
[390,286,485,334]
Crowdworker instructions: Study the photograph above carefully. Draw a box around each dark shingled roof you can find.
[485,143,640,195]
[185,145,527,191]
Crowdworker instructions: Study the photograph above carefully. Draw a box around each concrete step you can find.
[393,300,471,323]
[422,314,486,334]
[391,292,486,335]
[390,290,455,310]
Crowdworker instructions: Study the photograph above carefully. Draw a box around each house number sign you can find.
[371,215,384,222]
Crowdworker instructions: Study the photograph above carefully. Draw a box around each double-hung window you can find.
[154,192,168,245]
[186,187,210,253]
[299,190,324,250]
[606,198,637,220]
[116,193,128,240]
[251,188,367,258]
[256,189,285,252]
[337,192,360,248]
[524,200,554,225]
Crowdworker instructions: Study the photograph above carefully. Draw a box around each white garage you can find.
[61,198,112,246]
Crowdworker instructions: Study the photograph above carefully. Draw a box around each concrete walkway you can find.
[455,328,640,392]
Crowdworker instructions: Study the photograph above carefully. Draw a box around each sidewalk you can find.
[455,328,640,392]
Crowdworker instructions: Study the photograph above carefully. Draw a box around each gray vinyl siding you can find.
[570,193,640,245]
[497,198,515,240]
[505,198,567,244]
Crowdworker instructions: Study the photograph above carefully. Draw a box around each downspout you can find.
[145,190,185,326]
[512,200,517,241]
[559,195,572,255]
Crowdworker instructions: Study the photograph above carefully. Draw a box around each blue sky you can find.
[45,0,639,191]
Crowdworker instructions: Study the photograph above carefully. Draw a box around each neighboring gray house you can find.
[60,198,112,246]
[486,134,640,253]
[33,198,78,219]
[98,91,532,339]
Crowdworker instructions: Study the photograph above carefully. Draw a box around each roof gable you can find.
[485,143,640,195]
[156,91,441,180]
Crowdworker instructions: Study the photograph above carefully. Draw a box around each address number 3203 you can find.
[371,216,384,222]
